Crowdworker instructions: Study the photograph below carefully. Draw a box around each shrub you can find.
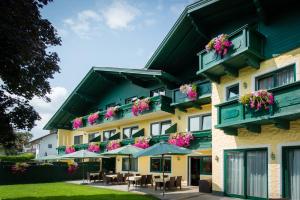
[0,153,34,162]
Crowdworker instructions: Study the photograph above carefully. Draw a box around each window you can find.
[224,149,268,199]
[226,83,239,100]
[200,156,212,175]
[150,120,171,136]
[123,126,139,139]
[103,130,116,141]
[74,135,83,145]
[150,87,166,97]
[125,96,137,104]
[150,157,171,173]
[188,114,212,132]
[48,144,52,149]
[88,133,100,142]
[256,65,295,90]
[122,157,138,171]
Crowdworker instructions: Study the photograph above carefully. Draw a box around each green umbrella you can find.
[133,142,192,196]
[34,155,60,161]
[60,150,107,184]
[101,145,143,190]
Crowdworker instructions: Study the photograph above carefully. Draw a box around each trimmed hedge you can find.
[0,162,100,185]
[0,153,34,162]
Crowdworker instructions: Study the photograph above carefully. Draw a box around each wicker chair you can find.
[166,177,176,190]
[140,175,147,187]
[146,174,153,187]
[175,176,182,190]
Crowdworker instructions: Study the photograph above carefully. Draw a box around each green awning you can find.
[101,145,142,156]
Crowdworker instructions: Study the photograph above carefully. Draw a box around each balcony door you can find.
[224,149,268,199]
[283,146,300,200]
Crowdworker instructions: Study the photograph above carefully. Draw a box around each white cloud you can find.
[102,1,141,30]
[63,10,102,39]
[30,87,68,139]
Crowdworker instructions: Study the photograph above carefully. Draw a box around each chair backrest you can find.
[163,175,168,178]
[154,175,160,179]
[169,177,176,187]
[135,173,140,176]
[146,174,152,184]
[141,175,147,184]
[176,176,182,185]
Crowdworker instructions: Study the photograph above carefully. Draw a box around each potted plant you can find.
[168,132,194,147]
[179,84,198,101]
[205,34,232,57]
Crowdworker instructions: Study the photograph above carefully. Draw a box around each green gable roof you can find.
[44,67,179,130]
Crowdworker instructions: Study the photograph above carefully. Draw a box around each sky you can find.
[30,0,193,139]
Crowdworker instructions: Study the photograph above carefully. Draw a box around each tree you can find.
[5,132,33,154]
[0,0,61,148]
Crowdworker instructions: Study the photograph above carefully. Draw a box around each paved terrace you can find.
[68,180,239,200]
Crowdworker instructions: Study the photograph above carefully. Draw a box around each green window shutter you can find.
[132,128,144,138]
[109,132,120,140]
[164,123,177,134]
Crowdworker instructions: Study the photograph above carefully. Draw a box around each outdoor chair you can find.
[175,176,182,190]
[146,174,153,187]
[163,175,169,178]
[116,173,124,184]
[103,174,112,184]
[99,171,104,182]
[166,177,176,190]
[87,171,99,182]
[154,175,162,190]
[140,175,147,187]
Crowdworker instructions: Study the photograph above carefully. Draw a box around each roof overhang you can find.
[43,67,179,130]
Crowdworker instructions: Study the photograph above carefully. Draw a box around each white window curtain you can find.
[226,152,244,195]
[288,149,300,200]
[247,151,268,198]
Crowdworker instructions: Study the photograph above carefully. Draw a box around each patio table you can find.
[105,174,118,178]
[128,176,142,188]
[153,177,170,190]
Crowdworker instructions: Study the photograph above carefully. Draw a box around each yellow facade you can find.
[212,48,300,198]
[57,104,212,182]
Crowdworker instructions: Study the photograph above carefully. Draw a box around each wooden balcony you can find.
[73,95,174,130]
[215,81,300,135]
[197,25,265,83]
[171,80,211,111]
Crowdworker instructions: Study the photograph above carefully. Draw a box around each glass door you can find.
[283,147,300,200]
[224,149,268,199]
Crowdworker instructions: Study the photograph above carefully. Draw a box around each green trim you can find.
[282,145,300,199]
[224,148,268,199]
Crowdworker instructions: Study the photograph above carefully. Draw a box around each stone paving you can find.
[67,180,240,200]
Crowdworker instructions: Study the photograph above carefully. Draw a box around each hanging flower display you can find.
[205,34,232,57]
[133,136,150,149]
[65,146,76,154]
[11,162,29,174]
[132,98,151,116]
[106,140,121,151]
[168,132,194,147]
[179,84,198,101]
[67,162,78,174]
[88,144,100,153]
[240,90,274,111]
[88,112,99,125]
[105,106,119,119]
[73,117,83,129]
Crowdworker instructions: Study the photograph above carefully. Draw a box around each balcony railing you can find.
[171,80,211,111]
[215,81,300,135]
[73,95,174,129]
[197,25,265,83]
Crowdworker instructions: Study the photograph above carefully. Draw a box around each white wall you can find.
[36,134,58,158]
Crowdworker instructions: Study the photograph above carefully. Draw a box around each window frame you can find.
[122,157,138,172]
[255,64,296,90]
[122,126,139,139]
[150,120,172,136]
[226,83,240,101]
[188,114,212,132]
[199,156,212,175]
[74,135,83,145]
[102,129,116,141]
[150,157,172,173]
[48,144,52,149]
[224,148,268,199]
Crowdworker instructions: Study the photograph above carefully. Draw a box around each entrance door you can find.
[102,157,116,173]
[190,157,201,186]
[224,149,268,199]
[283,146,300,200]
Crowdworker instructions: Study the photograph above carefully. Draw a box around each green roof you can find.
[44,67,179,130]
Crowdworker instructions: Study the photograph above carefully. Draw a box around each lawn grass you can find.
[0,182,158,200]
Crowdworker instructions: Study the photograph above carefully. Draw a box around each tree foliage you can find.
[0,0,61,148]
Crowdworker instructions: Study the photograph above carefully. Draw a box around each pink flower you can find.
[65,146,76,154]
[132,98,151,116]
[132,103,139,116]
[205,34,232,56]
[88,112,99,125]
[105,106,119,119]
[73,118,82,129]
[180,84,198,101]
[168,132,194,147]
[107,140,120,151]
[133,137,150,149]
[88,144,100,153]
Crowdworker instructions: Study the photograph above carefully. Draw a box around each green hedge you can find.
[0,162,100,185]
[0,153,34,162]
